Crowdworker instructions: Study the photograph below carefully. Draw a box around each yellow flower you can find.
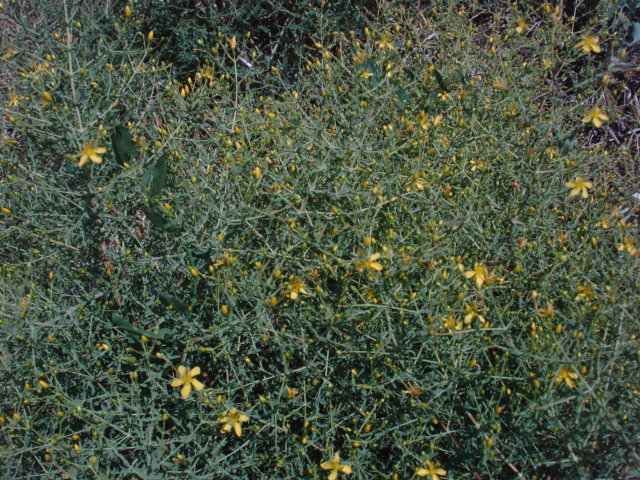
[170,366,205,399]
[8,93,19,107]
[416,460,447,480]
[555,366,578,388]
[376,32,394,50]
[575,34,601,53]
[565,176,593,198]
[74,143,106,167]
[463,262,496,288]
[464,304,485,324]
[287,277,309,300]
[356,252,383,273]
[537,301,556,318]
[575,284,594,301]
[581,106,609,128]
[360,70,374,79]
[618,237,639,256]
[124,5,131,18]
[515,18,529,35]
[320,453,353,480]
[218,408,249,437]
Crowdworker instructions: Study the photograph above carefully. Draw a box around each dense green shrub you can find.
[130,0,379,83]
[1,1,639,479]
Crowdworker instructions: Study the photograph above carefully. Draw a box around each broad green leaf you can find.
[632,22,640,44]
[110,125,137,165]
[143,207,179,231]
[149,153,168,198]
[434,69,449,92]
[159,292,189,312]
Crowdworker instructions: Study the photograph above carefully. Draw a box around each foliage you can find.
[1,1,639,479]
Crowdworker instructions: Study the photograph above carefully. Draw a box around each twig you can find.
[62,0,84,133]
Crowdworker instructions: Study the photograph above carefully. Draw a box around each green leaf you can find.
[159,292,190,312]
[143,207,179,231]
[632,22,640,44]
[434,69,449,92]
[149,153,168,198]
[111,314,170,339]
[110,125,137,165]
[395,86,410,104]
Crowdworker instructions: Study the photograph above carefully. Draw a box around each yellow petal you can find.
[180,383,191,399]
[369,253,381,261]
[327,471,338,480]
[436,468,447,475]
[233,422,242,437]
[340,465,353,474]
[463,271,475,279]
[416,468,429,477]
[289,291,298,300]
[239,413,249,422]
[170,377,185,387]
[191,379,205,391]
[371,262,383,271]
[475,277,484,288]
[221,423,232,433]
[96,147,106,154]
[320,461,333,470]
[177,366,187,376]
[189,366,201,377]
[592,117,602,128]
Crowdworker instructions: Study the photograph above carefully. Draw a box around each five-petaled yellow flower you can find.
[376,32,394,50]
[463,262,496,288]
[320,453,353,480]
[416,460,447,480]
[218,408,249,437]
[515,18,529,35]
[287,277,310,300]
[356,252,383,273]
[555,366,579,388]
[581,106,609,128]
[575,34,601,53]
[170,366,205,399]
[566,176,593,198]
[75,143,106,167]
[464,304,486,324]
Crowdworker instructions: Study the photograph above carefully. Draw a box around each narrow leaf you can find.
[111,314,169,339]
